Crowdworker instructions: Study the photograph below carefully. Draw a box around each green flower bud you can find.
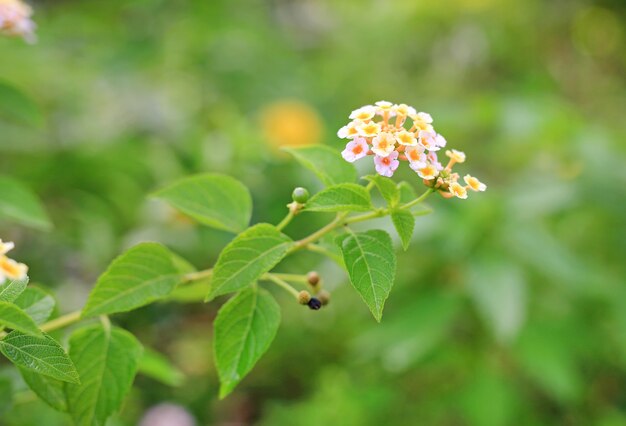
[292,187,310,204]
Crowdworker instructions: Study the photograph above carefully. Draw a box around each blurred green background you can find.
[1,0,625,424]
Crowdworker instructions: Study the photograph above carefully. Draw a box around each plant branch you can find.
[400,188,434,210]
[292,212,349,250]
[183,268,213,282]
[262,274,300,298]
[276,210,295,231]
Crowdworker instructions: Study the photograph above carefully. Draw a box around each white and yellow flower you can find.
[412,162,439,180]
[445,149,466,164]
[411,112,434,133]
[371,132,396,157]
[0,239,15,255]
[374,100,396,117]
[395,130,417,146]
[349,106,375,121]
[393,103,417,118]
[0,239,28,285]
[358,121,382,138]
[337,119,363,139]
[449,182,468,199]
[464,174,487,192]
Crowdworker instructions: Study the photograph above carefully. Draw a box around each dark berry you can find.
[307,297,322,310]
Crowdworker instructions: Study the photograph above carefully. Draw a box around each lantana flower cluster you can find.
[0,239,28,285]
[0,0,36,43]
[339,101,486,199]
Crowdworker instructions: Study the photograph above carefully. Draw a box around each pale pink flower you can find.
[427,151,443,171]
[405,145,426,167]
[435,133,447,149]
[341,138,369,162]
[0,0,36,43]
[418,130,440,151]
[374,151,399,177]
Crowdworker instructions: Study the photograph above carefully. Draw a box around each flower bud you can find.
[292,187,310,204]
[317,290,330,306]
[307,271,320,286]
[307,297,322,310]
[297,290,311,305]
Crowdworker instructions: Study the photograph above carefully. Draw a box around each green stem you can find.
[262,274,300,299]
[276,210,295,231]
[265,272,309,284]
[0,185,435,341]
[292,212,349,250]
[400,188,434,210]
[183,268,213,282]
[40,310,82,333]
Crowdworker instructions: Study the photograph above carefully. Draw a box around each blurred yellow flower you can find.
[260,100,323,150]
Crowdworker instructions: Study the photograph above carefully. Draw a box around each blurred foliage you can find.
[0,0,625,424]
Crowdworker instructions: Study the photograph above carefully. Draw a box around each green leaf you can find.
[19,368,67,412]
[305,183,372,213]
[138,347,185,387]
[0,80,43,128]
[153,173,252,233]
[82,242,182,318]
[207,224,293,300]
[65,324,143,426]
[0,301,41,335]
[214,286,280,398]
[364,175,399,207]
[391,210,415,251]
[0,176,51,230]
[0,331,79,383]
[0,276,29,302]
[14,287,55,325]
[397,181,417,204]
[283,145,357,186]
[338,230,396,322]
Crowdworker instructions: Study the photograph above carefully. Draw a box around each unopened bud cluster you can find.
[339,101,486,199]
[297,271,329,310]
